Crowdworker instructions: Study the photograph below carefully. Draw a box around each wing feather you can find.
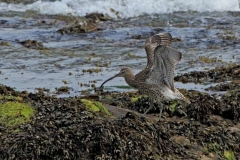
[147,45,181,91]
[144,33,172,69]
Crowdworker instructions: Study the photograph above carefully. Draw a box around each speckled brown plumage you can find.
[99,33,190,120]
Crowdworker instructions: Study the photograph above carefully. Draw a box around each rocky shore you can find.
[0,3,240,159]
[0,65,240,160]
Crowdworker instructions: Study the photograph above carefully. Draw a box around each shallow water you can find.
[0,6,240,97]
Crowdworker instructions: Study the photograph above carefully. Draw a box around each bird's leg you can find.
[158,102,163,121]
[143,98,154,115]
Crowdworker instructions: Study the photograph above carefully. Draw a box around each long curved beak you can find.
[94,72,121,92]
[99,73,120,88]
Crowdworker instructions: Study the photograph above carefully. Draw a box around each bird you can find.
[100,33,172,87]
[97,33,190,120]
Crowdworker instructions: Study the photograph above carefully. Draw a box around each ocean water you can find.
[0,0,239,18]
[0,0,240,96]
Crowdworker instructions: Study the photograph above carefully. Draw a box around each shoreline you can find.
[0,64,240,159]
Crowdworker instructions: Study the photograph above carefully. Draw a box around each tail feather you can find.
[175,89,191,104]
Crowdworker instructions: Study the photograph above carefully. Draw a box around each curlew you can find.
[98,33,190,120]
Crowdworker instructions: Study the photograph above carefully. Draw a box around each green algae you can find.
[93,101,111,116]
[131,95,142,103]
[169,102,178,113]
[0,102,35,127]
[81,99,111,116]
[224,150,235,160]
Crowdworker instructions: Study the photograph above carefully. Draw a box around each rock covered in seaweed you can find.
[0,83,240,159]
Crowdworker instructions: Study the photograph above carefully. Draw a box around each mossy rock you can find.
[0,95,23,102]
[0,102,35,127]
[81,99,111,116]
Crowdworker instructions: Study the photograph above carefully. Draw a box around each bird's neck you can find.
[124,73,136,88]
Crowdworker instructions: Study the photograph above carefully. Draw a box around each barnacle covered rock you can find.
[205,82,240,91]
[0,83,240,159]
[57,19,98,34]
[175,64,240,83]
[16,39,46,50]
[185,90,223,124]
[221,88,240,122]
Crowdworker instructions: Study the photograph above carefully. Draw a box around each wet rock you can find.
[221,89,240,122]
[175,64,240,84]
[94,85,104,93]
[0,0,36,4]
[172,37,182,42]
[57,19,98,34]
[233,68,240,76]
[129,96,154,113]
[0,41,10,46]
[1,84,240,159]
[57,12,111,34]
[205,82,240,91]
[82,68,102,73]
[170,136,191,147]
[85,12,112,22]
[226,124,240,134]
[16,39,46,50]
[200,155,215,160]
[55,86,70,94]
[185,90,223,124]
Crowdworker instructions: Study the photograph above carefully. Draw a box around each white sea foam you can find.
[0,0,239,18]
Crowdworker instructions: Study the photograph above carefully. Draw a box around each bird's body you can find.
[98,33,190,120]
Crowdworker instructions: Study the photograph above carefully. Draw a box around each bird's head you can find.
[98,68,134,88]
[114,68,133,78]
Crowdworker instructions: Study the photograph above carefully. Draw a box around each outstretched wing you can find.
[147,45,181,91]
[144,33,172,69]
[135,33,172,83]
